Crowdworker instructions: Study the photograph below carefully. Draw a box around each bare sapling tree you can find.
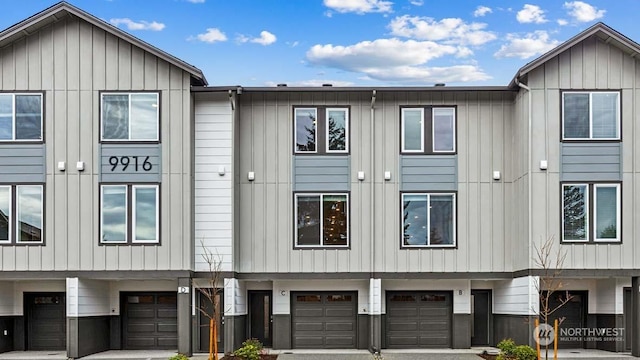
[196,240,224,360]
[533,235,573,360]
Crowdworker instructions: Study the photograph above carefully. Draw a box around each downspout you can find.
[369,89,377,354]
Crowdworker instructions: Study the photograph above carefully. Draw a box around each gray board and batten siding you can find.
[399,155,457,191]
[0,144,45,183]
[292,155,350,191]
[99,144,162,183]
[560,143,621,182]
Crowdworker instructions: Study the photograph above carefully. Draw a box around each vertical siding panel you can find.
[67,92,80,269]
[277,183,290,272]
[92,28,105,90]
[53,90,67,270]
[479,93,492,182]
[609,45,623,89]
[239,183,253,272]
[169,171,183,270]
[595,38,609,89]
[181,81,191,271]
[67,175,80,270]
[144,243,157,270]
[157,60,170,90]
[570,42,583,89]
[131,47,144,90]
[144,53,157,90]
[118,40,131,89]
[53,20,66,91]
[277,102,290,184]
[582,36,596,89]
[117,245,131,270]
[253,183,265,272]
[66,17,80,91]
[544,56,559,89]
[528,67,544,89]
[104,34,118,90]
[467,182,479,270]
[14,247,27,271]
[620,174,633,268]
[2,45,15,90]
[14,39,27,90]
[622,89,634,173]
[546,90,560,173]
[264,102,277,184]
[79,174,93,270]
[264,184,277,272]
[252,94,265,184]
[491,94,505,271]
[467,93,479,182]
[456,93,467,182]
[559,50,571,89]
[78,21,92,91]
[622,55,635,89]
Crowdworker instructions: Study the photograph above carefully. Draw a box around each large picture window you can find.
[401,107,456,154]
[100,184,159,244]
[562,183,620,242]
[0,93,43,141]
[295,193,349,247]
[101,93,159,141]
[0,184,44,244]
[402,192,456,247]
[562,91,620,140]
[294,107,349,154]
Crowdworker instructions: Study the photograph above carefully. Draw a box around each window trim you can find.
[99,183,160,245]
[0,183,45,245]
[561,91,621,141]
[293,192,350,249]
[99,91,161,143]
[400,106,457,155]
[0,92,44,143]
[400,191,457,249]
[293,106,350,155]
[325,108,349,154]
[560,182,621,244]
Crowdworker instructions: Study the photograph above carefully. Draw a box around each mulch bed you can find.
[477,354,498,360]
[220,355,278,360]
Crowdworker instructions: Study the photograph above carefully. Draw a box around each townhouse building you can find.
[1,2,640,359]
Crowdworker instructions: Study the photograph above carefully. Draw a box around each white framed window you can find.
[294,107,349,154]
[401,108,424,153]
[100,184,159,244]
[402,192,456,247]
[562,183,620,243]
[101,93,159,141]
[0,184,44,245]
[0,93,43,142]
[295,193,349,248]
[562,91,620,140]
[401,107,456,154]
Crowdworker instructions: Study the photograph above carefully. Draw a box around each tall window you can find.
[294,107,349,154]
[0,93,43,141]
[101,184,159,244]
[295,193,349,247]
[562,183,620,242]
[402,193,456,247]
[0,184,44,244]
[562,92,620,140]
[401,107,456,154]
[101,93,159,141]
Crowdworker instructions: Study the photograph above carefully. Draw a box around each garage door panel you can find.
[158,308,177,318]
[128,308,155,318]
[295,308,324,317]
[325,322,354,331]
[158,337,178,347]
[325,307,353,317]
[127,323,156,333]
[386,292,452,349]
[294,321,324,331]
[294,336,324,347]
[326,336,356,346]
[126,337,156,348]
[158,323,177,333]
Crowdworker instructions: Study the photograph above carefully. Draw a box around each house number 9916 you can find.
[109,156,152,172]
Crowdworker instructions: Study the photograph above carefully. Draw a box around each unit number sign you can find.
[108,156,153,172]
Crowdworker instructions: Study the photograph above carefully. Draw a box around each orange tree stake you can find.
[535,318,541,360]
[554,319,558,360]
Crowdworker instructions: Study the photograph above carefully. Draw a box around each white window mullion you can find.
[426,194,431,246]
[128,94,133,141]
[588,93,593,139]
[319,194,324,246]
[11,94,16,141]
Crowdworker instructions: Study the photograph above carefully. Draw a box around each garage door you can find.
[292,292,357,348]
[123,293,177,350]
[549,291,585,348]
[386,291,452,348]
[26,293,66,350]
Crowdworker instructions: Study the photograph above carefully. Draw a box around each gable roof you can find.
[0,1,207,86]
[510,22,640,88]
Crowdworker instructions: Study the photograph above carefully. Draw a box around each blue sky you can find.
[0,0,637,86]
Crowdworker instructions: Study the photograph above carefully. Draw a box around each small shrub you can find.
[513,345,537,360]
[234,338,264,360]
[497,338,517,356]
[168,354,189,360]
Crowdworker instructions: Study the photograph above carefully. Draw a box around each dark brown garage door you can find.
[386,291,452,348]
[292,292,357,348]
[26,293,66,350]
[123,293,177,350]
[548,291,586,348]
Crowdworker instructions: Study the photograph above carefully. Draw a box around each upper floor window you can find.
[0,184,44,245]
[562,91,620,140]
[401,107,456,154]
[101,93,159,142]
[0,93,43,141]
[295,193,349,248]
[402,192,456,248]
[562,183,620,242]
[100,184,159,244]
[294,107,349,154]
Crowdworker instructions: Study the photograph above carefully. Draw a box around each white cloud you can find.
[564,1,605,22]
[473,6,492,17]
[388,16,496,46]
[237,31,277,46]
[265,79,355,87]
[323,0,393,14]
[306,38,489,84]
[557,18,569,26]
[190,28,227,43]
[494,31,559,59]
[410,0,424,6]
[109,18,165,31]
[516,4,547,23]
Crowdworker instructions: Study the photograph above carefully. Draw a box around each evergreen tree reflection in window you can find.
[295,109,316,152]
[563,185,587,241]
